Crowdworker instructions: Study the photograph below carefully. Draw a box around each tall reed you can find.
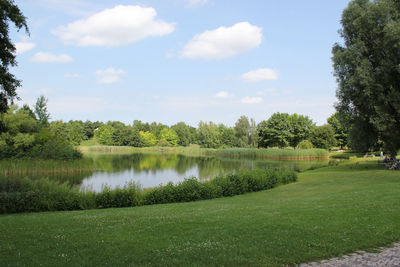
[80,146,329,159]
[0,158,94,176]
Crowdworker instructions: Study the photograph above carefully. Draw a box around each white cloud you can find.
[241,68,278,82]
[95,68,127,76]
[31,52,73,63]
[95,67,127,84]
[64,73,80,78]
[241,96,263,104]
[53,5,175,47]
[187,0,208,7]
[215,91,233,98]
[15,42,36,55]
[180,22,262,60]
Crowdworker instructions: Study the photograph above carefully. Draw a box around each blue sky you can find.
[12,0,351,127]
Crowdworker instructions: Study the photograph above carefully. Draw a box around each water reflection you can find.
[80,153,328,192]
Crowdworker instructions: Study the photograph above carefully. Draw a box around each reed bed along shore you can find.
[79,146,329,160]
[0,158,95,176]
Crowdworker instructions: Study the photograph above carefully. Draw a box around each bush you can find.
[143,168,297,205]
[296,140,314,149]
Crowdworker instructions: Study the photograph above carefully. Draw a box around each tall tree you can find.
[0,0,28,112]
[34,95,50,127]
[327,112,349,149]
[248,118,258,148]
[332,0,400,155]
[197,121,221,148]
[171,122,196,146]
[258,113,292,148]
[218,124,236,147]
[234,115,250,147]
[309,125,337,150]
[288,114,315,147]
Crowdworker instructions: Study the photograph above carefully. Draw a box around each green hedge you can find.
[0,168,297,214]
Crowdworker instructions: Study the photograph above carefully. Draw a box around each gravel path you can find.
[300,243,400,267]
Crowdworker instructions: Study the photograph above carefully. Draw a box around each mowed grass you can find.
[1,160,400,266]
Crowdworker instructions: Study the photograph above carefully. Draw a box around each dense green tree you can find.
[95,125,115,146]
[21,104,35,119]
[248,118,258,148]
[332,0,400,155]
[34,95,50,127]
[125,129,142,147]
[219,124,236,147]
[0,105,37,157]
[0,0,28,112]
[132,120,150,132]
[159,128,179,147]
[348,118,380,152]
[288,114,315,147]
[149,122,168,139]
[49,120,67,139]
[1,105,38,134]
[327,112,349,149]
[234,116,250,147]
[309,125,336,150]
[66,121,85,145]
[258,113,315,148]
[49,120,86,146]
[171,122,196,146]
[139,131,157,147]
[198,121,220,148]
[0,105,80,159]
[258,113,292,148]
[82,120,102,140]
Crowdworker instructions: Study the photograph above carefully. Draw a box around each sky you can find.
[11,0,352,127]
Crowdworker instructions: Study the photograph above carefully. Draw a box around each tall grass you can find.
[0,168,297,214]
[80,146,329,159]
[0,158,94,176]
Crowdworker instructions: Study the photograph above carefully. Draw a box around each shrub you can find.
[296,140,314,149]
[143,168,297,205]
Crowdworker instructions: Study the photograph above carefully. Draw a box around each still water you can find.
[78,153,328,192]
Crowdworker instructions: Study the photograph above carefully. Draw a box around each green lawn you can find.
[1,160,399,266]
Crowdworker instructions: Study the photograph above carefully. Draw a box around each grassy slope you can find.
[1,160,400,266]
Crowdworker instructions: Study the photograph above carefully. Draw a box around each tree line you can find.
[26,97,345,150]
[0,95,350,160]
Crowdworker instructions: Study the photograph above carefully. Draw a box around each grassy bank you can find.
[79,146,329,160]
[1,160,399,266]
[0,168,296,214]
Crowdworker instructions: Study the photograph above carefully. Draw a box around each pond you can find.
[1,152,329,192]
[80,153,328,192]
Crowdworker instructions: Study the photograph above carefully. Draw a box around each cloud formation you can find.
[241,68,278,82]
[95,67,127,84]
[215,91,233,99]
[241,96,263,104]
[180,22,262,60]
[15,42,36,55]
[31,52,73,63]
[53,5,175,47]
